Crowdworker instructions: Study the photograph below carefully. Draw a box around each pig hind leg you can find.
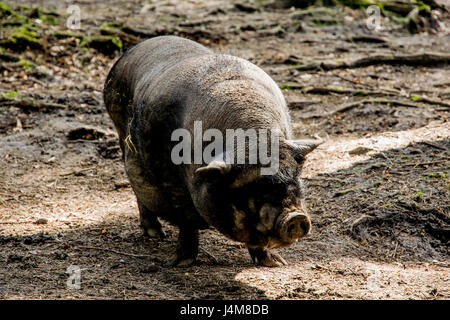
[170,223,199,267]
[138,200,166,238]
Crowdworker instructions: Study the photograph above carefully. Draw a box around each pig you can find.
[104,36,322,267]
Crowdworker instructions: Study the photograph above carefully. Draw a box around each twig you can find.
[0,221,34,225]
[334,74,363,85]
[332,188,359,198]
[0,52,21,62]
[200,248,219,263]
[335,98,421,111]
[303,177,344,183]
[75,245,152,258]
[28,77,47,87]
[348,35,388,43]
[410,95,450,109]
[420,141,449,152]
[59,168,94,177]
[0,61,37,71]
[287,99,318,109]
[302,86,399,97]
[399,159,449,167]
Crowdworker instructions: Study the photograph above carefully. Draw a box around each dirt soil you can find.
[0,0,449,300]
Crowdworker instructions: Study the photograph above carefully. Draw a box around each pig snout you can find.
[275,211,311,243]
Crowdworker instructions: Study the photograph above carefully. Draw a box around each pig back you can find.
[104,36,213,140]
[104,36,291,184]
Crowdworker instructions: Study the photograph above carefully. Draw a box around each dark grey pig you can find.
[104,36,321,267]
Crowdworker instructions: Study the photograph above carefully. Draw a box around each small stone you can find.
[348,146,372,155]
[34,218,48,225]
[114,181,130,189]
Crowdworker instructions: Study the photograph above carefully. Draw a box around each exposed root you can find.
[289,52,450,72]
[298,98,422,119]
[0,97,66,111]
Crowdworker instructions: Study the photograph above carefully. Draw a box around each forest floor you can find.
[0,0,449,299]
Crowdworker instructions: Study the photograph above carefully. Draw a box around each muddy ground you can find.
[0,0,449,300]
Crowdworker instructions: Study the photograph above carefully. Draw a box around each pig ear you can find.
[286,136,323,161]
[195,160,231,181]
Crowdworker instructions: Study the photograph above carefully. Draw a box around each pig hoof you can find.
[248,248,288,267]
[260,251,288,267]
[169,256,196,267]
[143,227,166,239]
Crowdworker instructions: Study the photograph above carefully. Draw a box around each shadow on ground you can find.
[302,137,449,263]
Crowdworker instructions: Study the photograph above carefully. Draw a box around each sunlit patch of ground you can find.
[302,120,449,177]
[1,0,449,300]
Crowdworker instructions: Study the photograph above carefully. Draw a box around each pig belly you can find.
[124,149,170,214]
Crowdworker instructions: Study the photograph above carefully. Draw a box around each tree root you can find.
[289,52,450,72]
[99,28,141,49]
[0,97,66,111]
[117,24,226,45]
[302,85,400,97]
[409,95,450,109]
[298,98,422,119]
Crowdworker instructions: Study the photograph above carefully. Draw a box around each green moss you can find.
[100,22,123,30]
[12,26,40,44]
[280,84,293,91]
[0,4,27,26]
[328,85,346,92]
[425,173,447,179]
[410,95,422,102]
[53,30,84,40]
[0,25,43,51]
[4,91,18,99]
[14,4,35,17]
[336,0,379,9]
[39,14,59,25]
[37,7,59,16]
[413,0,430,12]
[0,2,13,16]
[386,42,398,49]
[356,90,366,96]
[19,59,33,71]
[82,35,123,55]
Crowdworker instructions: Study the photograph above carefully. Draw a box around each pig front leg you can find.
[248,247,287,267]
[170,224,199,267]
[138,200,166,238]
